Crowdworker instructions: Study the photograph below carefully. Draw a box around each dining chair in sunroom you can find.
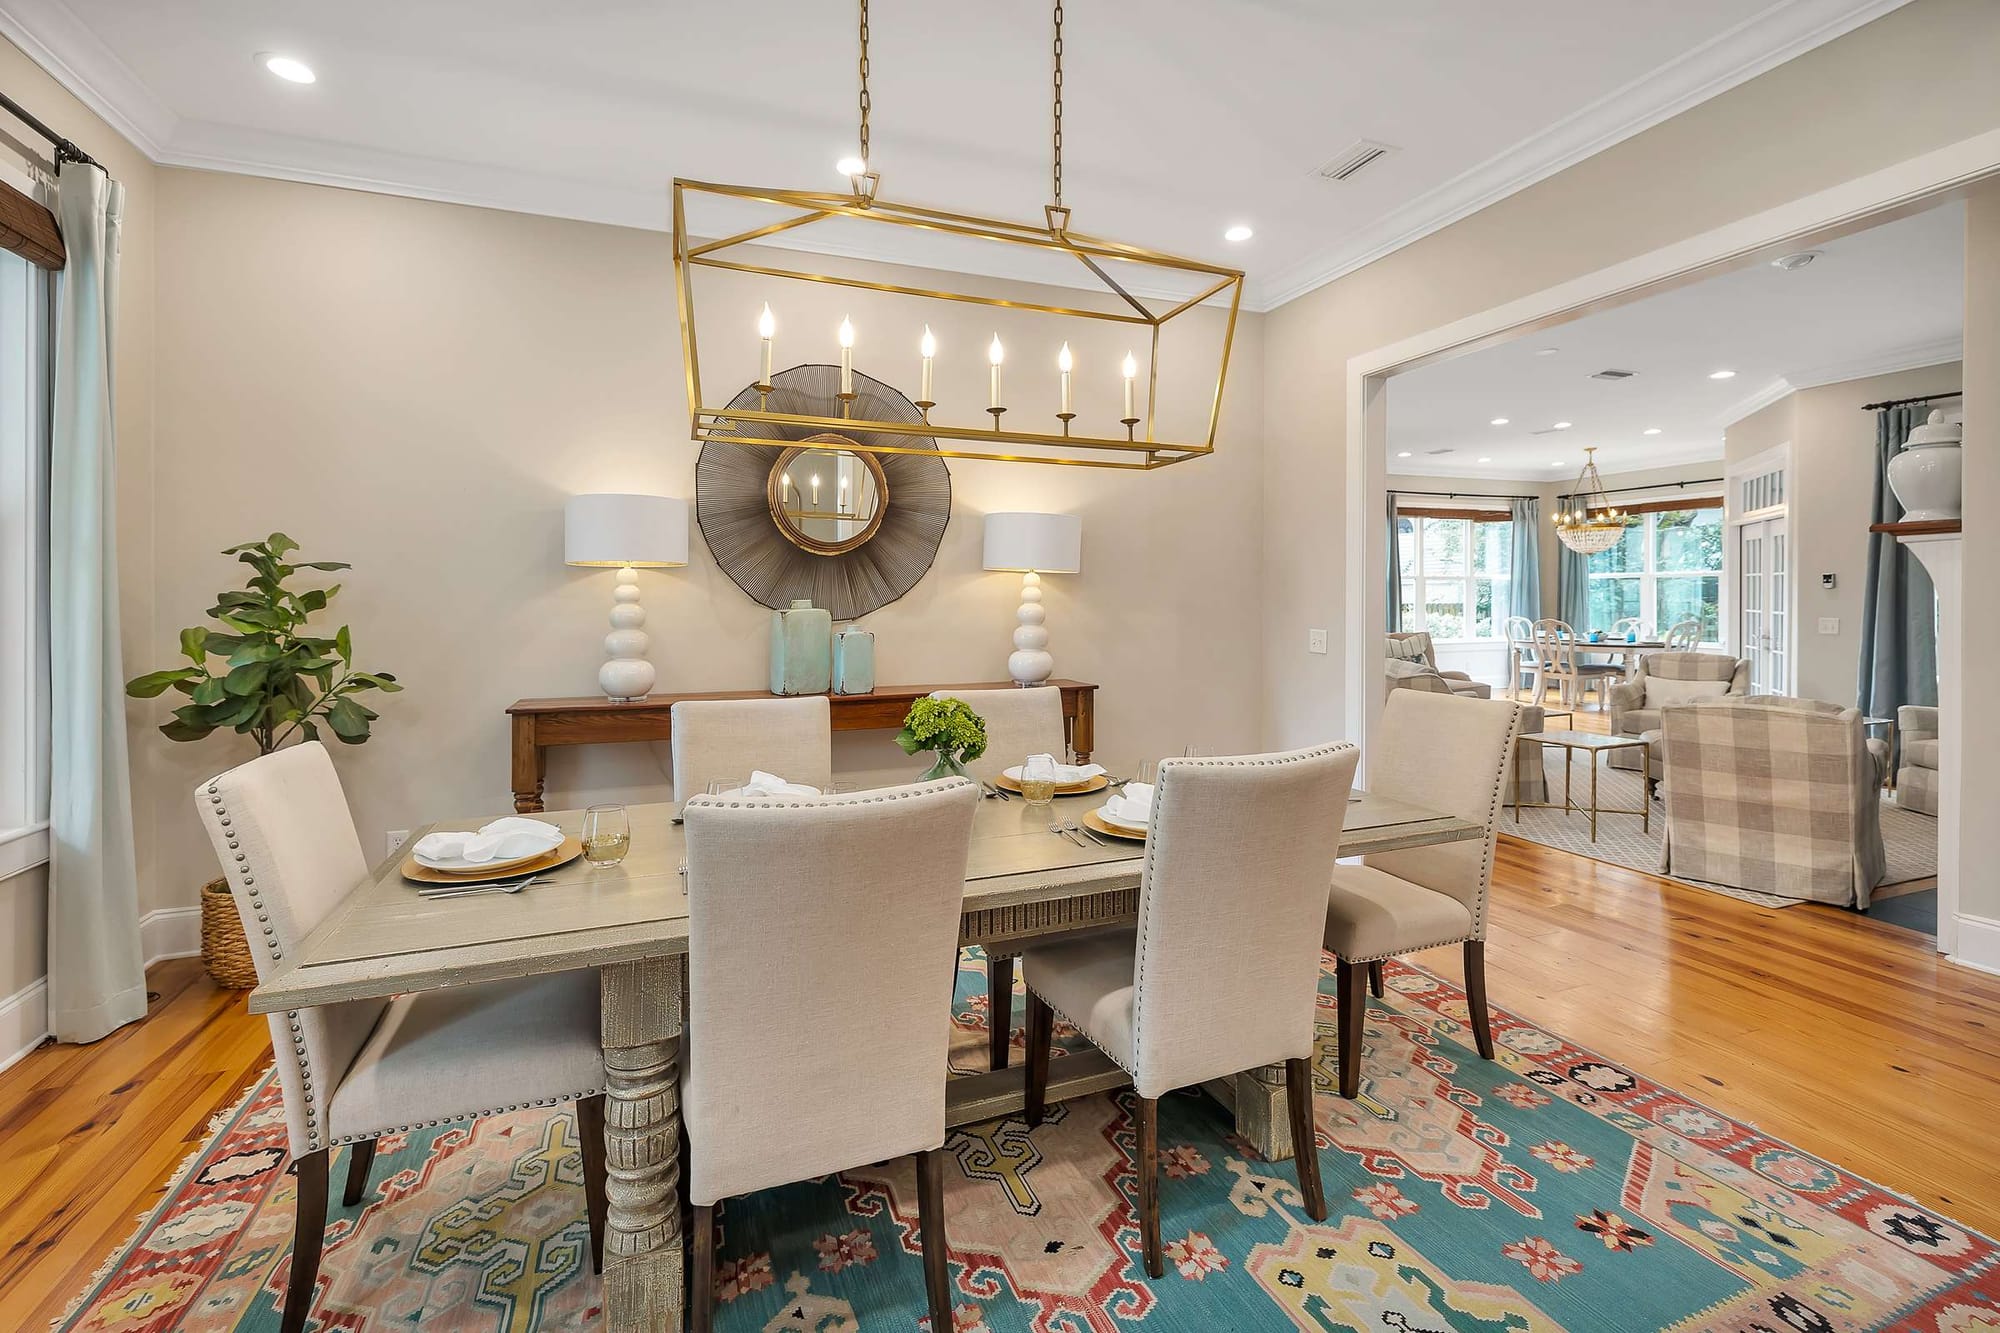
[930,685,1070,1071]
[1503,615,1539,700]
[1019,744,1360,1279]
[1663,618,1704,651]
[1535,617,1620,710]
[669,695,834,808]
[195,743,609,1333]
[680,778,981,1333]
[1321,690,1522,1099]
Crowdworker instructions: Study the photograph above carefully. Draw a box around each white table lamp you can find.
[983,511,1083,687]
[565,493,690,702]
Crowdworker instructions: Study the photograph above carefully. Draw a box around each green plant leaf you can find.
[326,696,371,741]
[299,561,351,572]
[191,678,228,707]
[160,717,214,742]
[335,626,353,664]
[126,668,198,698]
[267,533,299,558]
[178,627,209,662]
[225,641,283,668]
[299,720,320,742]
[223,662,271,696]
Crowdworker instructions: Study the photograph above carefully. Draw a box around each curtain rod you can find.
[1861,389,1960,412]
[0,88,101,171]
[1390,489,1535,502]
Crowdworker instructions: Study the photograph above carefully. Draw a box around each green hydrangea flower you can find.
[894,696,988,763]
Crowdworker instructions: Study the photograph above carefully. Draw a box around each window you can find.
[1585,504,1723,642]
[1396,510,1512,640]
[1,247,51,873]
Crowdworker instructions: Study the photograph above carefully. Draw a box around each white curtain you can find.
[47,161,143,1044]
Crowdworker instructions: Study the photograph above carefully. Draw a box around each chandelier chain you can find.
[1051,0,1064,209]
[857,0,872,168]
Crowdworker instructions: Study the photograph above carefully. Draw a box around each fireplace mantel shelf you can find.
[1870,519,1962,536]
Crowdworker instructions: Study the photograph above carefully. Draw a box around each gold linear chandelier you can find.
[1553,447,1628,554]
[671,0,1244,470]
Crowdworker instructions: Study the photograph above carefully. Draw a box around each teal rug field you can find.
[60,953,2000,1331]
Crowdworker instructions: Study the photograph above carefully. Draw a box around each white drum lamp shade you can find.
[983,512,1082,686]
[565,494,690,702]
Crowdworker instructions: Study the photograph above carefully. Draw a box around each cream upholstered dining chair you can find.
[194,743,608,1333]
[930,686,1070,1070]
[670,695,833,805]
[1323,691,1522,1098]
[1019,744,1360,1279]
[681,778,980,1333]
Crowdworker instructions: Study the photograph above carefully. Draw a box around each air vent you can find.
[1528,425,1567,436]
[1316,139,1397,182]
[1425,448,1455,456]
[1590,369,1637,380]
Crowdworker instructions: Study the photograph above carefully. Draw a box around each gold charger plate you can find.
[1081,808,1147,842]
[996,773,1110,796]
[401,836,584,885]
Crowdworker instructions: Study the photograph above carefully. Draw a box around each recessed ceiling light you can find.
[259,53,316,84]
[1643,427,1662,436]
[1771,250,1821,271]
[1396,451,1412,458]
[835,156,868,177]
[1489,417,1509,426]
[1477,456,1492,463]
[1552,421,1572,430]
[1550,460,1566,467]
[1534,347,1560,357]
[1223,224,1254,242]
[1708,369,1737,380]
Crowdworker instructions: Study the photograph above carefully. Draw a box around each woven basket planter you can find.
[200,877,258,990]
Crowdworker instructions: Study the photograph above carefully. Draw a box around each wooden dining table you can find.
[250,787,1482,1332]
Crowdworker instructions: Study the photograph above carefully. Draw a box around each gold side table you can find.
[1510,730,1652,842]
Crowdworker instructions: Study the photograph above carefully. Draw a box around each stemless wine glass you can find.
[1019,753,1059,806]
[581,804,630,868]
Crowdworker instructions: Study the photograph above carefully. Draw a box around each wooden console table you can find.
[507,680,1099,813]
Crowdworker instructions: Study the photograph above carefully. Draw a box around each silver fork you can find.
[1046,815,1087,848]
[419,874,541,900]
[1062,818,1108,846]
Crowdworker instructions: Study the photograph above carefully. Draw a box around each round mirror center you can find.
[766,437,890,556]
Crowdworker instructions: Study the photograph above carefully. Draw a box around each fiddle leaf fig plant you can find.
[126,533,402,754]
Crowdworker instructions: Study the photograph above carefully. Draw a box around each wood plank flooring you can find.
[5,808,1995,1326]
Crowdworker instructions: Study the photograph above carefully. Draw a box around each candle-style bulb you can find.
[1058,342,1073,373]
[989,334,1005,366]
[838,316,855,349]
[1122,352,1138,380]
[757,304,775,339]
[920,326,936,358]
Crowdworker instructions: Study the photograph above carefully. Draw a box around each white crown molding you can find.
[0,0,175,158]
[3,0,1910,314]
[1390,436,1724,484]
[1713,334,1964,428]
[1252,0,1914,312]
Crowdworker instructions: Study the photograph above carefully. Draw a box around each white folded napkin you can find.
[733,770,822,798]
[1100,781,1155,827]
[1003,756,1108,784]
[414,816,563,865]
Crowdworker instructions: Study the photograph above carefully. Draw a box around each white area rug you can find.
[1503,750,1938,909]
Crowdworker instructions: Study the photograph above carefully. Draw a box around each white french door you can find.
[1738,517,1789,694]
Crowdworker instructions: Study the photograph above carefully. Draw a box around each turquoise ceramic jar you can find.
[832,624,876,695]
[770,599,832,695]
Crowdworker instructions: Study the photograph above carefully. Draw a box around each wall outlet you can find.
[1307,628,1328,655]
[1817,617,1840,636]
[385,829,411,857]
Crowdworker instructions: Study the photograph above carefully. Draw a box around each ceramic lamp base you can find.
[1008,571,1055,687]
[598,566,656,702]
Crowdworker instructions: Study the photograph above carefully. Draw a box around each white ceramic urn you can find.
[1887,408,1962,523]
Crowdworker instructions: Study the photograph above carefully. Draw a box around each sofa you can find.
[1606,652,1750,772]
[1657,696,1887,908]
[1897,705,1940,815]
[1386,631,1492,700]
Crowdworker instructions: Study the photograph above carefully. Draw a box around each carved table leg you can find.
[1199,1065,1295,1162]
[601,957,685,1332]
[512,715,548,814]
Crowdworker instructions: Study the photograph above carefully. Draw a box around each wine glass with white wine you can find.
[581,804,630,868]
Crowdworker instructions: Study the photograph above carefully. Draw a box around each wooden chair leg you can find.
[1284,1057,1326,1221]
[1023,990,1054,1129]
[1335,960,1367,1099]
[576,1094,609,1275]
[1134,1096,1163,1278]
[1464,940,1496,1060]
[283,1150,329,1333]
[915,1149,954,1330]
[690,1203,716,1333]
[1367,960,1385,999]
[987,955,1016,1071]
[341,1138,376,1208]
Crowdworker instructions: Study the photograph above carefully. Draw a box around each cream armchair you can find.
[1606,652,1750,771]
[1387,631,1492,699]
[1658,697,1887,907]
[1898,705,1940,815]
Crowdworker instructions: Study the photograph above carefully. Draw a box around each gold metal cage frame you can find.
[672,178,1246,470]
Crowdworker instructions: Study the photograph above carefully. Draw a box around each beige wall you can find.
[140,169,1266,911]
[1725,362,1963,705]
[0,39,157,1002]
[1261,0,2000,750]
[1962,184,1999,921]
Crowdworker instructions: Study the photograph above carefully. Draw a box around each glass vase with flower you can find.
[894,697,988,782]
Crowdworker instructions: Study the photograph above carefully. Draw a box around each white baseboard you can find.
[0,977,49,1076]
[1950,913,2000,977]
[0,908,204,1075]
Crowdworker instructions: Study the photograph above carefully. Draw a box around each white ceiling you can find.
[0,0,1909,310]
[1387,200,1965,481]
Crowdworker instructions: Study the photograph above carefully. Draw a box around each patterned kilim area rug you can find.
[60,953,1998,1332]
[1504,752,1938,910]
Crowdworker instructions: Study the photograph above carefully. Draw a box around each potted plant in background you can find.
[127,534,401,987]
[895,697,988,782]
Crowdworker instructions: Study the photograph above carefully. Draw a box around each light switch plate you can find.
[1817,617,1840,635]
[1307,628,1329,655]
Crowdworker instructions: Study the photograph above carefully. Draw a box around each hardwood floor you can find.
[5,814,1996,1325]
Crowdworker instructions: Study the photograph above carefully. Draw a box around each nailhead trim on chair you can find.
[328,1086,609,1146]
[681,776,977,814]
